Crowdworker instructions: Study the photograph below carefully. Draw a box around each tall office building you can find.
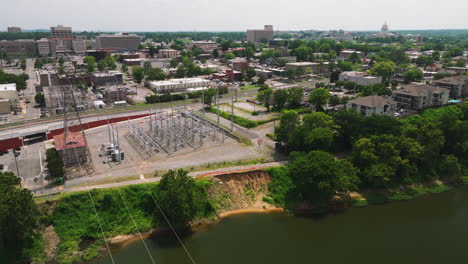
[50,25,74,54]
[50,25,72,39]
[95,33,141,51]
[246,25,274,43]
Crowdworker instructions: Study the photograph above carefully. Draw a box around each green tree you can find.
[105,56,117,70]
[368,61,396,83]
[46,148,64,181]
[275,110,300,143]
[84,56,96,72]
[153,169,213,228]
[288,151,359,203]
[309,88,331,111]
[224,52,235,60]
[257,88,273,111]
[348,52,361,64]
[143,61,152,74]
[148,43,156,58]
[0,172,39,263]
[34,92,45,107]
[97,60,106,71]
[212,49,219,58]
[402,69,424,83]
[58,57,65,66]
[287,87,304,109]
[121,64,128,73]
[132,66,145,84]
[146,68,167,81]
[273,89,288,109]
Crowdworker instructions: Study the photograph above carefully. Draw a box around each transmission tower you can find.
[55,72,94,176]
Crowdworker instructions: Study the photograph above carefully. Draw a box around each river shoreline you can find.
[108,206,284,248]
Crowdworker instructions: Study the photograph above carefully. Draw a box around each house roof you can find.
[54,132,86,151]
[394,84,449,96]
[348,95,396,107]
[433,75,468,85]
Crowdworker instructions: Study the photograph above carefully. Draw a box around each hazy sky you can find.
[2,0,467,31]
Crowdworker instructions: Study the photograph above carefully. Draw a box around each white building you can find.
[142,58,171,69]
[347,95,397,117]
[149,78,212,92]
[158,49,179,59]
[72,40,86,55]
[36,38,51,57]
[0,83,19,113]
[339,71,382,86]
[187,41,219,51]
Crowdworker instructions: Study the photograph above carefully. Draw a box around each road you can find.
[33,161,287,197]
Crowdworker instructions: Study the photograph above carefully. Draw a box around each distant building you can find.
[0,39,36,57]
[285,62,326,74]
[50,25,72,39]
[91,71,124,87]
[432,75,468,98]
[72,40,86,55]
[158,49,179,59]
[0,83,19,113]
[339,71,382,86]
[247,25,274,43]
[381,21,389,35]
[231,58,249,71]
[37,38,51,57]
[338,49,363,60]
[53,132,87,166]
[105,88,128,104]
[347,95,397,117]
[123,58,145,66]
[142,58,171,69]
[392,84,449,110]
[149,78,211,93]
[50,25,74,54]
[268,39,289,48]
[7,27,22,33]
[255,69,273,79]
[188,41,219,52]
[445,67,468,75]
[85,50,109,61]
[95,33,141,51]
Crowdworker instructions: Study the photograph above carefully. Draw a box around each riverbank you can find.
[37,169,468,264]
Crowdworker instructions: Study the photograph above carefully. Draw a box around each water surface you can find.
[92,186,468,264]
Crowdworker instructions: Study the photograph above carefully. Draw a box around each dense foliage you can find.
[50,170,213,263]
[145,93,186,104]
[45,148,64,181]
[0,172,39,263]
[274,103,468,198]
[0,70,29,90]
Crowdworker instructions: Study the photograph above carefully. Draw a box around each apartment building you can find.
[347,95,397,117]
[338,49,363,60]
[339,71,382,86]
[232,58,249,71]
[392,84,449,110]
[0,39,36,57]
[432,75,468,98]
[95,33,141,51]
[149,78,211,92]
[7,27,22,33]
[158,49,179,59]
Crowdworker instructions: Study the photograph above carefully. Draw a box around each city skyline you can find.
[2,0,467,32]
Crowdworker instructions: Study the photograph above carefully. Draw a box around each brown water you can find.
[92,186,468,264]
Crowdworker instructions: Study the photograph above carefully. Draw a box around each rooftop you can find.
[54,132,86,151]
[349,95,396,107]
[92,71,123,77]
[394,84,449,96]
[0,83,17,92]
[150,78,210,86]
[433,75,468,85]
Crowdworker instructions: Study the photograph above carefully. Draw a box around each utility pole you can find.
[231,95,234,131]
